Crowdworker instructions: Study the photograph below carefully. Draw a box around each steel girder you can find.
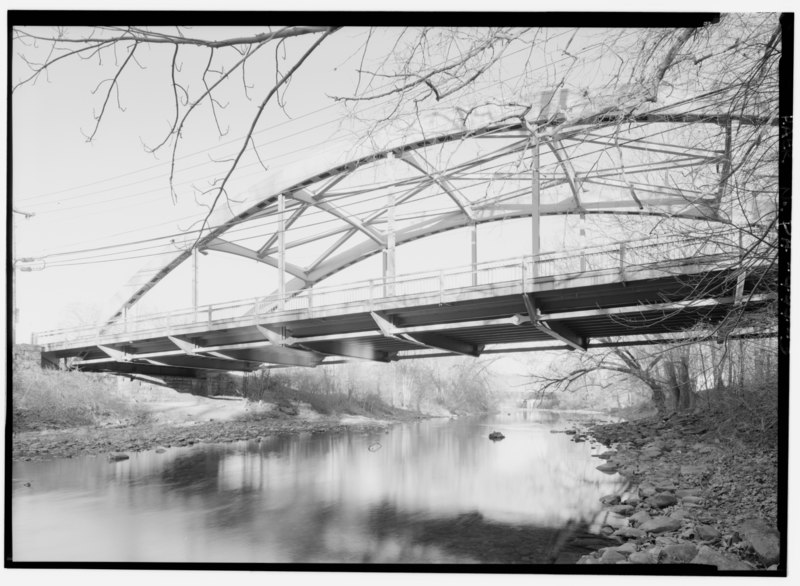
[103,108,770,327]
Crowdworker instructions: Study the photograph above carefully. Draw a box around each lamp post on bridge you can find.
[12,208,36,344]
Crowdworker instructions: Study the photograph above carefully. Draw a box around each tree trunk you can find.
[651,385,668,415]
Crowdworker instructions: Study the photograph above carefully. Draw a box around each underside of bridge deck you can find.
[43,267,773,378]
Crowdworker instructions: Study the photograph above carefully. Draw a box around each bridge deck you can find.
[39,239,770,378]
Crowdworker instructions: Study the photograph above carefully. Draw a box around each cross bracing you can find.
[96,96,775,331]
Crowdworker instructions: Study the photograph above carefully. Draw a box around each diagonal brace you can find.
[523,293,586,351]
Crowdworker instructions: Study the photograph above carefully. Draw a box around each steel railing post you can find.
[369,279,374,309]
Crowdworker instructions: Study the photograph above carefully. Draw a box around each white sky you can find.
[8,22,633,340]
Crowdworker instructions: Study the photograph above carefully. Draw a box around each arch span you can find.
[104,106,762,326]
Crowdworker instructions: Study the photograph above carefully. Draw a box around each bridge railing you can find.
[35,230,749,347]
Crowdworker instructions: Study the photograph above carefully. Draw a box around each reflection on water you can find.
[12,411,623,563]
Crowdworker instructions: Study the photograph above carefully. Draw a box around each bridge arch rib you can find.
[105,106,770,326]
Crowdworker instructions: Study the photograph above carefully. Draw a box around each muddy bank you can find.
[567,411,780,571]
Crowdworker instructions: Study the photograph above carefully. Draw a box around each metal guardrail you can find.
[35,231,751,347]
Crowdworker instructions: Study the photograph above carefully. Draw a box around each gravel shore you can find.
[568,411,781,571]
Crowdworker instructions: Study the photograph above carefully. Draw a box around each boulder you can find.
[596,462,619,474]
[681,495,703,505]
[660,543,698,563]
[640,517,682,534]
[108,453,130,462]
[691,545,754,571]
[738,518,780,566]
[597,450,617,460]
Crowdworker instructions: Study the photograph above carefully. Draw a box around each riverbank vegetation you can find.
[12,367,152,432]
[522,332,778,446]
[11,351,502,433]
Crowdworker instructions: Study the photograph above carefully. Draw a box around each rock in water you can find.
[108,453,130,462]
[488,431,505,441]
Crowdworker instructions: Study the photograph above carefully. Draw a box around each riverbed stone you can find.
[628,551,657,564]
[599,548,627,564]
[601,513,629,530]
[653,477,675,490]
[695,524,721,541]
[641,446,663,459]
[629,510,652,527]
[596,462,619,473]
[600,494,621,505]
[691,545,754,570]
[660,543,698,563]
[597,450,617,459]
[738,518,780,566]
[675,487,701,498]
[615,542,638,555]
[681,495,703,505]
[639,517,682,534]
[614,526,646,540]
[647,493,678,508]
[669,509,690,520]
[609,504,635,516]
[680,464,709,476]
[638,482,657,498]
[108,453,129,461]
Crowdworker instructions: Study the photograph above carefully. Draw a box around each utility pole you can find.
[12,209,35,343]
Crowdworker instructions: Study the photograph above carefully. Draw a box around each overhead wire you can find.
[18,26,608,213]
[21,28,740,264]
[33,97,733,266]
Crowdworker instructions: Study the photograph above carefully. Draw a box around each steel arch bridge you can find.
[38,92,777,376]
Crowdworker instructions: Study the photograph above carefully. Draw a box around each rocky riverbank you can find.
[11,409,420,462]
[570,410,781,571]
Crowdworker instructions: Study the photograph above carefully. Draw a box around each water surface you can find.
[12,410,623,563]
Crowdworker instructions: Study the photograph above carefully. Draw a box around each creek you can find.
[12,410,624,564]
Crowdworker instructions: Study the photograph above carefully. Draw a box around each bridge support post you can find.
[278,192,286,311]
[580,213,587,272]
[531,136,540,283]
[471,223,478,287]
[192,247,199,322]
[384,155,397,297]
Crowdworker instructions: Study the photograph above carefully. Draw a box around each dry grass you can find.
[12,368,151,431]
